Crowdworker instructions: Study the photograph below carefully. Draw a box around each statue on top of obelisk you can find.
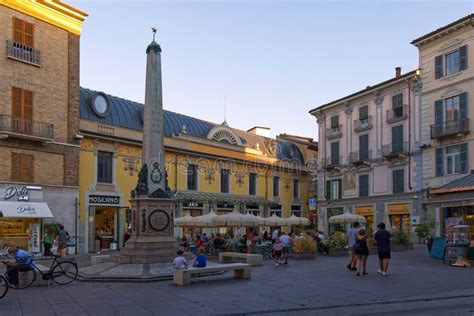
[134,27,171,198]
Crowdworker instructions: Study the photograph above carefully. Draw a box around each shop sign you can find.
[16,204,37,216]
[309,198,317,211]
[185,201,203,208]
[327,208,343,217]
[388,203,410,215]
[88,195,120,205]
[355,206,374,216]
[3,186,30,201]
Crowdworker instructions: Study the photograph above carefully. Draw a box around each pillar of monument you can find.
[111,34,177,264]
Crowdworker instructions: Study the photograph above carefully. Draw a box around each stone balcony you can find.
[354,116,373,133]
[430,119,470,139]
[322,156,342,170]
[348,149,372,165]
[0,115,54,142]
[326,125,342,140]
[381,142,409,159]
[386,105,408,124]
[6,40,41,67]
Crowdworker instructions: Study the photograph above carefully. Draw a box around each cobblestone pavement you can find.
[1,245,473,316]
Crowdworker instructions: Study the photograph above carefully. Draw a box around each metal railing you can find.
[322,156,342,168]
[430,119,470,139]
[354,116,372,132]
[0,115,53,139]
[326,125,342,140]
[381,142,408,157]
[386,105,408,123]
[348,150,372,164]
[6,40,41,66]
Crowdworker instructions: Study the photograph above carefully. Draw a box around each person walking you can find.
[354,229,369,276]
[347,222,360,271]
[57,224,69,258]
[42,228,53,256]
[374,223,392,276]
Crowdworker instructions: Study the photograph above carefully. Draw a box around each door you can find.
[12,87,33,134]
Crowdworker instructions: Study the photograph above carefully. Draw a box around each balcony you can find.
[386,105,408,124]
[430,119,470,139]
[322,156,342,170]
[6,40,41,67]
[348,150,372,165]
[382,142,408,159]
[326,125,342,140]
[0,115,54,142]
[354,116,373,133]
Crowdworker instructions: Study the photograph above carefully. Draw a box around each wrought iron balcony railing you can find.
[354,116,373,132]
[348,150,372,164]
[430,119,470,139]
[326,125,342,140]
[6,40,41,66]
[0,115,54,140]
[386,105,408,124]
[381,142,409,158]
[322,156,342,169]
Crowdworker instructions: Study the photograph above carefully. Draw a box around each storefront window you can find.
[389,214,410,233]
[0,218,40,252]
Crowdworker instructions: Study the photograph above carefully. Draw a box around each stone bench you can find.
[173,263,251,286]
[219,252,263,266]
[91,255,111,265]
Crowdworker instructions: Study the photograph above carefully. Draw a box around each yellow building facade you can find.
[78,88,316,253]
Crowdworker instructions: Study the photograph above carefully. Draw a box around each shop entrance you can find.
[88,206,120,253]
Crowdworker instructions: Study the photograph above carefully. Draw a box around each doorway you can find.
[88,206,120,253]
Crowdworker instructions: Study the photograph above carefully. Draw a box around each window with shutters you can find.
[11,153,34,183]
[359,134,369,160]
[97,151,113,183]
[330,141,340,165]
[326,179,342,200]
[249,173,257,195]
[13,17,34,47]
[187,164,198,190]
[392,125,404,153]
[358,174,369,197]
[221,169,230,193]
[331,115,339,129]
[392,94,404,117]
[293,179,299,199]
[445,95,460,122]
[445,145,461,175]
[392,169,405,194]
[359,106,368,121]
[11,87,34,135]
[435,45,468,79]
[273,176,279,197]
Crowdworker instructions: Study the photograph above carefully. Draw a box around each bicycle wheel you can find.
[5,264,36,289]
[51,261,78,285]
[0,275,8,298]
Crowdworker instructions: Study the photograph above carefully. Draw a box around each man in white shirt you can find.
[272,228,279,241]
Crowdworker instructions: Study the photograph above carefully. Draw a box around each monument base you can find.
[111,195,178,264]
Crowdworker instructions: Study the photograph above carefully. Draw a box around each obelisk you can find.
[112,29,177,264]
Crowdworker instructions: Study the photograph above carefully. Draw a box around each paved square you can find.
[1,246,473,315]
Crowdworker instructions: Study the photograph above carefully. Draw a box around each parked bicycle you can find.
[4,255,78,289]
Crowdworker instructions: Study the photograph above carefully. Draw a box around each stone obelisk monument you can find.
[112,29,177,264]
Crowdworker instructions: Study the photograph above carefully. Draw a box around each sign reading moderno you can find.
[88,195,120,205]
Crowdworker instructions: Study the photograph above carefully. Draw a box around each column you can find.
[375,93,384,158]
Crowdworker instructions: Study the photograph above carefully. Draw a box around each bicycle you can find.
[4,255,78,289]
[0,275,8,299]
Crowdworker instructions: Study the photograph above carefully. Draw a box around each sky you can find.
[70,0,473,141]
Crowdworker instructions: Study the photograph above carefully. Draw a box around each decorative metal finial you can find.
[151,27,157,41]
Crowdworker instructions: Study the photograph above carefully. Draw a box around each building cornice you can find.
[0,0,87,35]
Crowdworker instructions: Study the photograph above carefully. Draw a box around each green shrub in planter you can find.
[392,231,409,246]
[293,237,316,253]
[327,231,347,249]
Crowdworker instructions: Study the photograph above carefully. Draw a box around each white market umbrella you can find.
[329,212,367,224]
[191,210,219,227]
[174,214,194,227]
[254,215,266,226]
[285,214,310,226]
[263,214,286,226]
[214,210,255,227]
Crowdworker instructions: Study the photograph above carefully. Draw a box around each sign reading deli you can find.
[88,195,120,205]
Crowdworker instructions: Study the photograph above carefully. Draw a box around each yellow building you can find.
[78,88,315,253]
[0,0,86,253]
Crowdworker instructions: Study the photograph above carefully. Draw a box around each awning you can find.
[0,201,54,218]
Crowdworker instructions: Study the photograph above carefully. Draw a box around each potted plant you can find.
[391,231,413,251]
[292,237,316,260]
[415,224,434,252]
[326,231,348,257]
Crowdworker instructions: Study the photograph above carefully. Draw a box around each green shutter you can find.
[359,134,369,160]
[435,99,443,125]
[435,148,443,176]
[393,169,404,194]
[460,143,468,174]
[460,45,468,71]
[359,174,369,197]
[435,55,443,79]
[337,179,342,199]
[459,92,467,120]
[326,180,331,200]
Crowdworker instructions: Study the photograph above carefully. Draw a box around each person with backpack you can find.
[354,229,369,276]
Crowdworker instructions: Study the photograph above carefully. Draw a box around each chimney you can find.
[395,67,401,78]
[247,126,270,137]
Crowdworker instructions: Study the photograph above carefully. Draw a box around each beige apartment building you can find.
[0,1,86,252]
[412,14,474,241]
[309,68,422,237]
